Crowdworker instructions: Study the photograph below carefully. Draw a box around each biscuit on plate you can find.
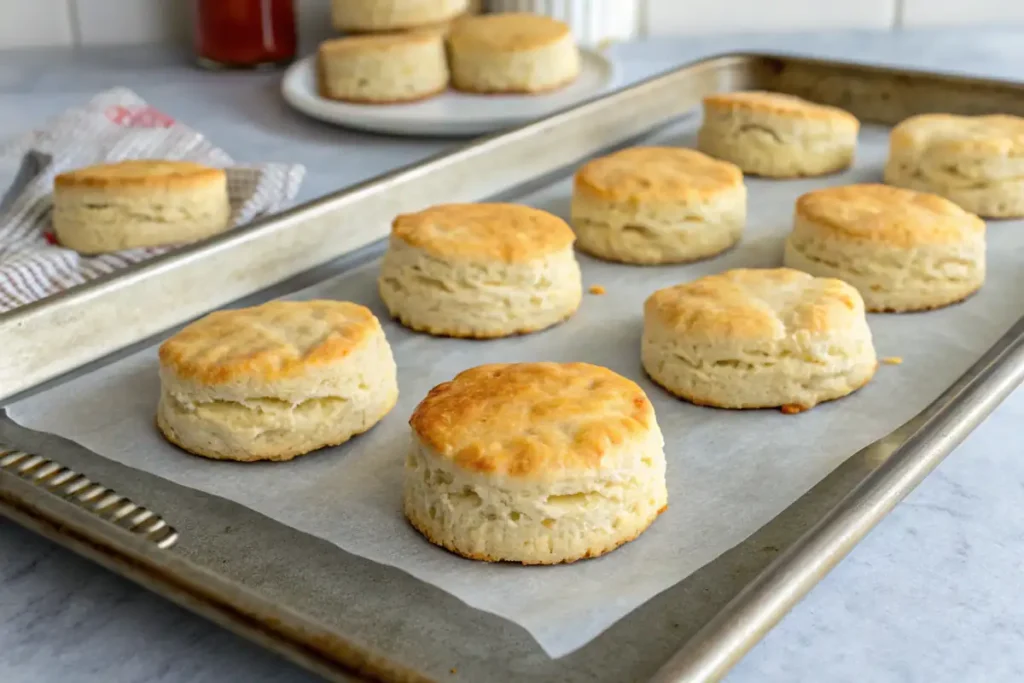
[331,0,468,32]
[53,160,231,254]
[157,300,398,462]
[571,147,746,264]
[318,32,449,104]
[785,184,986,312]
[447,13,580,94]
[884,113,1024,218]
[404,362,668,564]
[698,91,859,177]
[378,203,582,338]
[642,268,877,413]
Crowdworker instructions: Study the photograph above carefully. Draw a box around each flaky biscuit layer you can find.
[318,32,449,104]
[885,113,1024,217]
[157,304,398,462]
[642,268,877,411]
[785,184,986,312]
[404,362,667,563]
[698,91,859,177]
[448,14,579,94]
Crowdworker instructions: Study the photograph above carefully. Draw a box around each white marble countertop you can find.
[2,28,1024,683]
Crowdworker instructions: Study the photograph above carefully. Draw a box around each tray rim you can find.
[2,51,1024,683]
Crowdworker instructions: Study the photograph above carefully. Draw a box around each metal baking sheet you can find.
[1,55,1024,682]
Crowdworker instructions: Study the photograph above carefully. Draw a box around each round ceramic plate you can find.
[280,49,618,137]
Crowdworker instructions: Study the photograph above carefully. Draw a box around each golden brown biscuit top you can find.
[448,13,571,52]
[159,300,380,385]
[645,268,864,341]
[410,363,655,480]
[796,184,985,247]
[889,113,1024,156]
[702,91,859,127]
[55,160,225,190]
[318,30,440,55]
[390,203,575,263]
[574,147,743,203]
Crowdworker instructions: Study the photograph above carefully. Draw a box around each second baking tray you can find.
[2,54,1024,682]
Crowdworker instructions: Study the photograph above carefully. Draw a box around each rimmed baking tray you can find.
[1,54,1023,682]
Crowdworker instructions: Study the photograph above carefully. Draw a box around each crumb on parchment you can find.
[450,668,458,675]
[588,284,606,295]
[780,404,807,415]
[882,356,903,365]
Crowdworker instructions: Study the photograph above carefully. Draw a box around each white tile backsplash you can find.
[901,0,1024,26]
[73,0,190,46]
[644,0,896,34]
[0,0,73,48]
[1,0,1024,48]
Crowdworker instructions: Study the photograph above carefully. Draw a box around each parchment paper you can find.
[8,126,1024,658]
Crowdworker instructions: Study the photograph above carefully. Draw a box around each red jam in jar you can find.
[193,0,297,69]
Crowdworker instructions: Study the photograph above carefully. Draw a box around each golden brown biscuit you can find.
[785,184,986,312]
[391,202,575,262]
[379,203,583,338]
[52,160,231,254]
[884,113,1024,217]
[447,13,580,94]
[642,268,877,411]
[698,91,859,177]
[317,32,449,104]
[404,362,668,564]
[571,147,746,264]
[157,300,398,462]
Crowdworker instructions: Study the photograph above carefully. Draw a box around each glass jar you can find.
[193,0,297,70]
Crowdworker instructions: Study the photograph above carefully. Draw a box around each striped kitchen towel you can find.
[0,88,305,313]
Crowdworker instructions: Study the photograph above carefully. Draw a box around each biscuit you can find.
[404,362,668,564]
[52,160,231,254]
[571,147,746,264]
[317,32,449,104]
[378,203,582,338]
[884,113,1024,218]
[331,0,468,32]
[784,184,986,312]
[156,300,398,462]
[447,13,580,94]
[698,91,860,178]
[642,268,877,412]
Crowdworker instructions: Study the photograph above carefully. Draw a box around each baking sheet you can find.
[8,124,1024,659]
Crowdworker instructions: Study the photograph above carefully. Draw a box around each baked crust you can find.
[158,300,379,386]
[889,113,1024,157]
[795,183,985,248]
[409,362,655,480]
[447,13,570,53]
[574,147,743,204]
[390,203,576,263]
[54,160,225,191]
[702,91,859,127]
[643,268,863,342]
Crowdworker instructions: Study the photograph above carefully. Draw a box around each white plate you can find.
[280,49,618,137]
